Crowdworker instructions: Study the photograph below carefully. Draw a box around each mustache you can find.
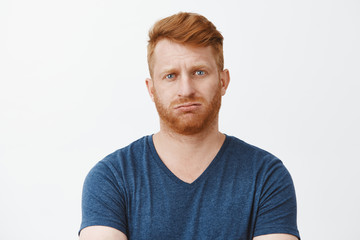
[170,97,205,107]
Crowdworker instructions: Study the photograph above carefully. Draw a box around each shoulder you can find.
[85,135,151,184]
[99,135,150,168]
[224,135,292,187]
[225,135,282,168]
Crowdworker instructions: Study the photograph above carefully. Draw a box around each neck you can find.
[153,116,225,163]
[152,118,225,183]
[155,115,222,147]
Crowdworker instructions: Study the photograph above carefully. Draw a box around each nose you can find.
[177,74,195,97]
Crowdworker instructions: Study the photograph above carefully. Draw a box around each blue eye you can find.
[195,70,205,76]
[166,73,175,79]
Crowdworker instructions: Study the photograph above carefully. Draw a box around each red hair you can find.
[147,12,224,76]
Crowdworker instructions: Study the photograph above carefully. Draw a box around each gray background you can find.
[1,0,359,239]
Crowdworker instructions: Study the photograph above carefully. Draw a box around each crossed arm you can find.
[79,226,127,240]
[79,226,298,240]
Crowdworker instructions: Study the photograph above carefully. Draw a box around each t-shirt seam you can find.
[146,135,177,185]
[99,158,127,196]
[146,134,232,188]
[254,225,300,238]
[80,219,128,236]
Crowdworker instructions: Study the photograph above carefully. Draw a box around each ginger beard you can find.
[153,82,222,135]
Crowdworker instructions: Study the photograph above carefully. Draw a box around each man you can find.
[79,12,300,240]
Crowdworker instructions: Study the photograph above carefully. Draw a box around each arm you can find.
[79,226,128,240]
[80,162,128,239]
[253,159,300,239]
[253,233,299,240]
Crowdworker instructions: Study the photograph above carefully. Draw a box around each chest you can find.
[125,169,258,240]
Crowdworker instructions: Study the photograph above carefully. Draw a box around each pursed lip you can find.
[174,102,201,109]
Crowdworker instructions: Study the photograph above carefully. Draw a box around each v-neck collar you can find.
[146,134,231,188]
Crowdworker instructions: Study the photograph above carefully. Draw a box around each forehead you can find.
[152,39,217,73]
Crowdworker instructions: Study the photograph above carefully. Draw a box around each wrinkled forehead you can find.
[152,39,217,74]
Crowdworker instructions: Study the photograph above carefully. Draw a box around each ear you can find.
[145,78,155,102]
[219,69,230,96]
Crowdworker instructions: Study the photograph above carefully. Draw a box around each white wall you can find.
[1,0,359,239]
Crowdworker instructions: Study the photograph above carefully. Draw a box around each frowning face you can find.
[146,39,229,135]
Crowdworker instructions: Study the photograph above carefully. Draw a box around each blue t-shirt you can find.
[80,135,300,239]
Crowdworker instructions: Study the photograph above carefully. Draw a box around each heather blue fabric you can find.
[80,135,300,239]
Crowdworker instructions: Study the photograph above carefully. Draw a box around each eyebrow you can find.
[189,64,210,72]
[159,64,211,76]
[160,68,176,74]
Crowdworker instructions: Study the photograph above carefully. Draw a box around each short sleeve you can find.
[254,159,300,239]
[79,161,128,236]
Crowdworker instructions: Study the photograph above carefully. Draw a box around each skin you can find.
[79,226,127,240]
[146,39,230,183]
[79,39,298,240]
[253,234,299,240]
